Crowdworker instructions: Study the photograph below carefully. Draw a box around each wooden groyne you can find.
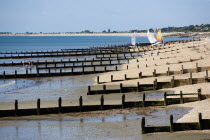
[0,89,206,118]
[88,76,209,95]
[141,113,210,134]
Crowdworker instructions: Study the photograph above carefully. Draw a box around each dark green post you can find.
[170,115,174,132]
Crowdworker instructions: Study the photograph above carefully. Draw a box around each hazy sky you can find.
[0,0,210,32]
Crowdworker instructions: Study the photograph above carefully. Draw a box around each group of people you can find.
[22,61,33,72]
[150,49,160,56]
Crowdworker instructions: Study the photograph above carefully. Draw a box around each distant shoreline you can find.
[0,32,186,37]
[0,32,209,38]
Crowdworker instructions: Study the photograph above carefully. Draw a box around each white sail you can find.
[147,30,157,44]
[131,33,136,46]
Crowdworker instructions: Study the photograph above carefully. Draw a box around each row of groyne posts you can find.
[1,89,209,134]
[0,39,200,79]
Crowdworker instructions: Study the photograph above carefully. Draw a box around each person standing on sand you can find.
[25,64,29,71]
[157,50,160,56]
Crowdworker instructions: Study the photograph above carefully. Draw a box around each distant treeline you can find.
[1,24,210,34]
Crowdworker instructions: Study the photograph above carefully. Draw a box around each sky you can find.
[0,0,210,33]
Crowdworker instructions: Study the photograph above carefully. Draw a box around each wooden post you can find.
[196,62,198,73]
[189,72,192,85]
[137,65,139,69]
[153,79,157,90]
[180,91,184,104]
[15,100,18,116]
[15,70,17,78]
[141,117,146,134]
[37,98,40,115]
[164,92,167,106]
[142,93,146,107]
[103,85,106,94]
[170,115,174,132]
[87,86,91,95]
[115,66,117,71]
[124,74,127,80]
[94,66,96,73]
[137,82,140,92]
[58,97,62,113]
[153,69,156,77]
[122,94,125,109]
[97,76,99,84]
[198,88,202,101]
[198,113,203,130]
[167,67,170,76]
[100,95,104,109]
[181,65,184,74]
[79,96,83,112]
[120,83,123,93]
[139,72,142,79]
[111,75,113,82]
[205,69,208,82]
[82,66,84,74]
[171,76,175,88]
[105,66,107,72]
[127,65,128,70]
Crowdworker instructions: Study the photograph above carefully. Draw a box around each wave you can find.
[0,80,16,88]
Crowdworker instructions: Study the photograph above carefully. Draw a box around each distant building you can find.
[194,27,202,30]
[108,29,111,33]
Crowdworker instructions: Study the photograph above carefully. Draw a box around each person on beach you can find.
[29,61,31,66]
[151,51,153,56]
[157,50,160,56]
[25,64,29,71]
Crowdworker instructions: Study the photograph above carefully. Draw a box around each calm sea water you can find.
[0,36,191,52]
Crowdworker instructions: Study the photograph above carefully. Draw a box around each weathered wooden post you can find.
[105,66,107,72]
[37,98,40,115]
[58,97,62,113]
[127,65,128,70]
[171,76,175,88]
[205,69,208,82]
[164,92,167,106]
[100,95,104,110]
[60,69,62,74]
[137,82,140,92]
[111,75,113,82]
[198,113,203,130]
[120,83,123,93]
[141,117,146,134]
[153,79,157,90]
[196,62,198,73]
[48,69,51,76]
[87,86,91,95]
[142,93,146,107]
[15,70,17,78]
[103,85,106,94]
[93,66,96,73]
[170,115,174,132]
[189,72,193,85]
[79,96,83,112]
[137,65,139,69]
[97,76,100,84]
[181,65,184,74]
[122,94,125,109]
[82,66,84,74]
[124,74,127,80]
[198,88,202,101]
[167,67,170,76]
[139,72,142,79]
[115,66,118,71]
[180,91,184,104]
[15,100,18,116]
[153,69,156,77]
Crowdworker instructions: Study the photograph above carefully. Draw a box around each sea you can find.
[0,36,192,52]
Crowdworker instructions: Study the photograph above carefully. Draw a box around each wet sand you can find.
[1,38,210,139]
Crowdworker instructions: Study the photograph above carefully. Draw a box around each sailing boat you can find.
[156,29,164,43]
[131,32,136,46]
[147,30,159,45]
